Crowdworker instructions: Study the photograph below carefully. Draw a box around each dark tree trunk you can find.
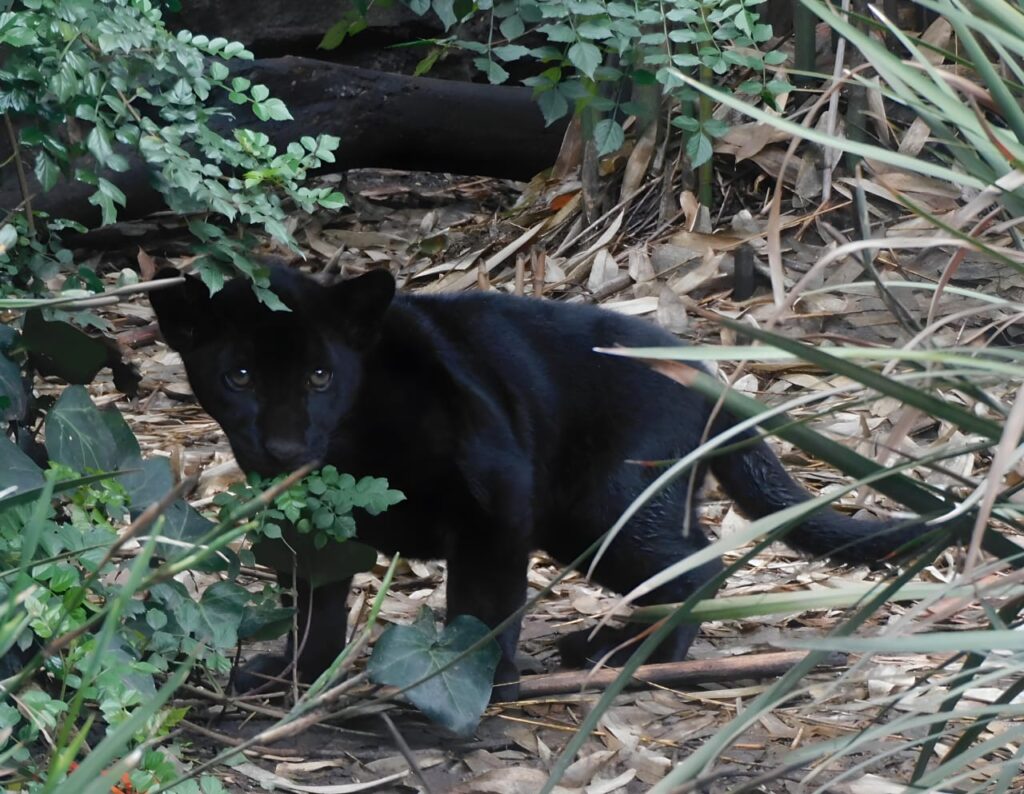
[1,58,566,229]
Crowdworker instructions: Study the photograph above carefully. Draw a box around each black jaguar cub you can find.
[151,266,924,701]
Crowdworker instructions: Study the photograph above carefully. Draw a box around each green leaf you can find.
[567,40,602,78]
[0,436,44,496]
[45,386,119,473]
[539,22,575,43]
[208,62,230,81]
[86,126,114,166]
[432,0,458,29]
[492,45,531,62]
[196,581,249,649]
[367,608,500,736]
[0,13,37,47]
[317,191,347,209]
[499,15,525,39]
[537,88,569,126]
[577,19,614,39]
[473,58,510,84]
[251,532,376,588]
[593,118,624,156]
[34,152,60,192]
[0,349,27,423]
[21,311,109,385]
[257,98,292,121]
[686,131,713,167]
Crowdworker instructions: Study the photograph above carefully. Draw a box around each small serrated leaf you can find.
[567,40,602,78]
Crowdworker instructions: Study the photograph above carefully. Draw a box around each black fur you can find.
[150,267,924,700]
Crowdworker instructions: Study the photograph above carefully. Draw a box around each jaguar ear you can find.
[331,269,396,346]
[149,268,218,353]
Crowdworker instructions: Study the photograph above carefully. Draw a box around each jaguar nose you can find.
[263,437,314,470]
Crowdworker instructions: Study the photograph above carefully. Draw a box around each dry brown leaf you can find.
[587,769,636,793]
[897,116,932,157]
[656,285,689,333]
[232,761,407,793]
[716,122,790,162]
[137,247,158,281]
[665,229,747,254]
[362,751,446,776]
[562,749,617,787]
[679,190,700,230]
[626,247,656,283]
[667,251,722,296]
[587,249,620,292]
[451,768,577,794]
[619,121,657,201]
[602,296,658,316]
[920,17,955,65]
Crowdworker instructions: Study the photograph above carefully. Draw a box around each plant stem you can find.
[4,113,34,235]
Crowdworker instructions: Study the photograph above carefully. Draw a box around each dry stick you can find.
[513,651,846,700]
[3,112,34,235]
[532,248,546,297]
[178,718,307,757]
[381,713,437,794]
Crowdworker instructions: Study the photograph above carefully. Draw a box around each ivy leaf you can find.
[0,436,43,497]
[251,534,376,588]
[22,311,109,386]
[0,349,28,423]
[196,582,249,649]
[45,386,119,473]
[567,40,602,78]
[368,608,500,736]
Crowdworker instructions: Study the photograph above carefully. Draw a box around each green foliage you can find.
[0,469,239,791]
[0,0,347,299]
[215,465,405,549]
[367,607,500,736]
[403,0,788,166]
[0,311,250,789]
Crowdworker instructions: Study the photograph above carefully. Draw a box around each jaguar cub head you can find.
[150,266,395,475]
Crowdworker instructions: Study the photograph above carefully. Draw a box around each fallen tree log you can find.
[2,57,566,228]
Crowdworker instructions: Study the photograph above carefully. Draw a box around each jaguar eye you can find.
[224,367,252,390]
[307,368,333,391]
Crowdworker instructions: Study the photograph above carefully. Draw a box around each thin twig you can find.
[3,112,34,235]
[381,713,436,794]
